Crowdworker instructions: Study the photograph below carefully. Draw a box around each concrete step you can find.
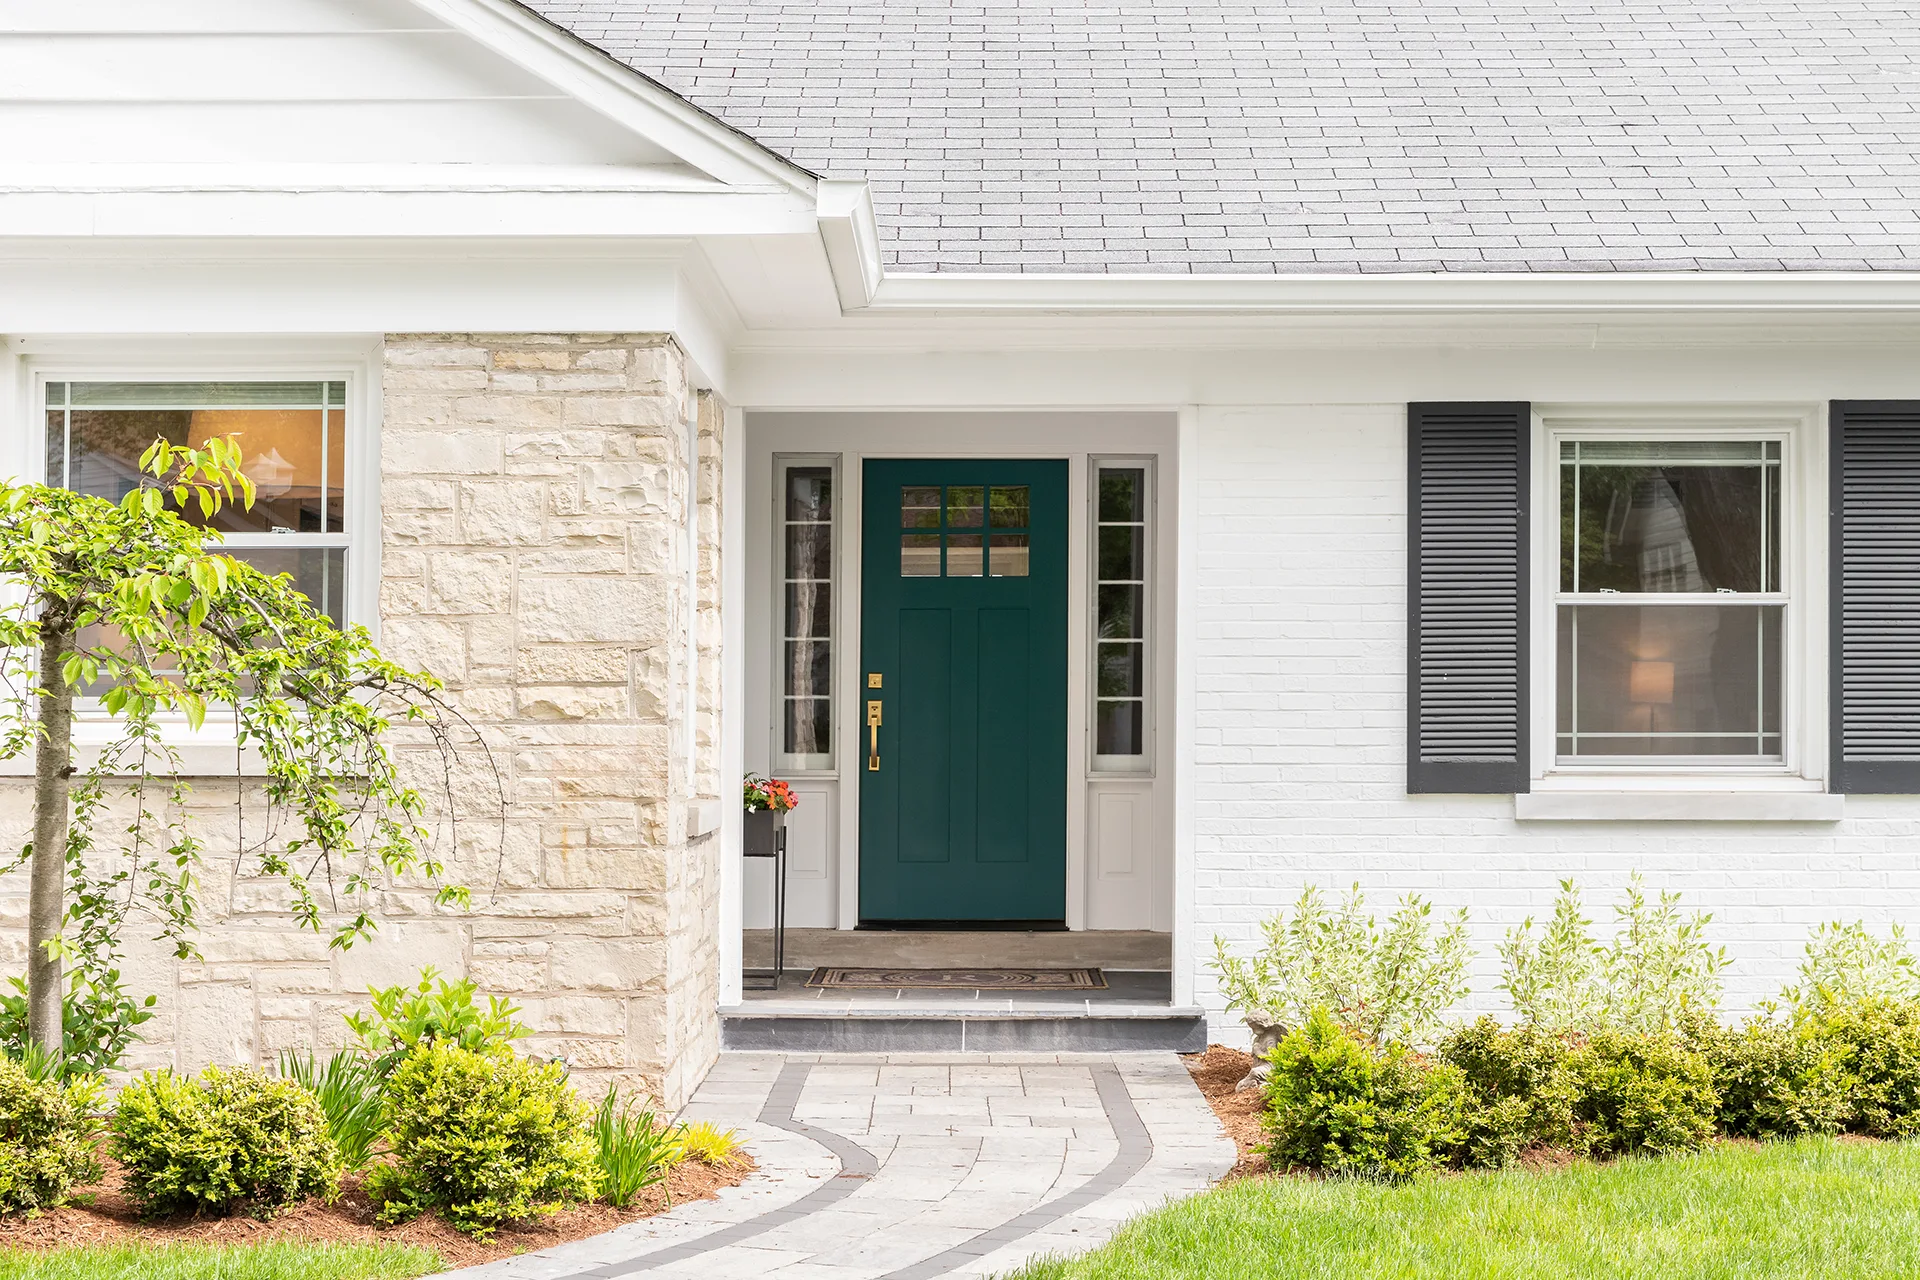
[719,1005,1209,1053]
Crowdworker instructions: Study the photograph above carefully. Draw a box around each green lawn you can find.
[1009,1137,1920,1280]
[0,1242,442,1280]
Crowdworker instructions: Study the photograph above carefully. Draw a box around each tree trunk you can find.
[28,625,72,1057]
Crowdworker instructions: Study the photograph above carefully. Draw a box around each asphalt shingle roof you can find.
[528,1,1920,274]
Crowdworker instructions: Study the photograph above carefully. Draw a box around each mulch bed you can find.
[0,1151,755,1269]
[1182,1044,1270,1181]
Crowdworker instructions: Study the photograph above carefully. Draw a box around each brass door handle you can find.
[866,700,882,771]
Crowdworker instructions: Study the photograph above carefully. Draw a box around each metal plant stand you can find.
[743,813,788,990]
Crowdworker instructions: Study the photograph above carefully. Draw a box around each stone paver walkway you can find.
[449,1053,1234,1279]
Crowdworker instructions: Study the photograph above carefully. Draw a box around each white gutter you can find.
[817,182,1920,315]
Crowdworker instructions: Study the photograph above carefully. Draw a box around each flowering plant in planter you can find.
[743,774,798,813]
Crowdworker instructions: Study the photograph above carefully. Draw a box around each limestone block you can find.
[545,844,667,893]
[561,395,676,429]
[383,393,457,427]
[517,646,629,685]
[426,552,515,615]
[193,929,334,966]
[384,430,501,477]
[471,892,628,920]
[524,1037,627,1070]
[335,921,465,992]
[549,938,664,992]
[526,996,626,1034]
[179,983,256,1072]
[517,686,631,720]
[383,366,489,394]
[379,618,467,684]
[519,548,626,575]
[627,519,674,575]
[386,344,488,368]
[470,956,546,992]
[493,350,571,371]
[460,480,549,546]
[520,576,668,645]
[467,617,516,670]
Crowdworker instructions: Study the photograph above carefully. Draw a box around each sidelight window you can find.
[1554,438,1786,763]
[1093,461,1151,770]
[779,460,835,770]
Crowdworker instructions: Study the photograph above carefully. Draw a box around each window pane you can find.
[901,486,941,529]
[946,485,983,528]
[1098,525,1143,581]
[68,381,331,407]
[989,485,1030,528]
[1098,584,1143,639]
[786,467,832,522]
[989,533,1029,577]
[1099,468,1143,522]
[900,534,941,577]
[946,533,984,577]
[785,524,831,581]
[1556,604,1782,758]
[227,546,347,625]
[1097,642,1143,697]
[784,699,832,756]
[785,581,832,635]
[784,639,831,697]
[1561,444,1779,593]
[1096,701,1144,756]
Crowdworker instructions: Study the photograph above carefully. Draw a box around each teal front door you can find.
[859,459,1068,923]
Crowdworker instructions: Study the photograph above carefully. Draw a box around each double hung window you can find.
[1554,438,1785,765]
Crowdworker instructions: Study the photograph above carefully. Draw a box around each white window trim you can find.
[0,337,383,776]
[1090,456,1155,776]
[1519,404,1839,822]
[771,452,839,776]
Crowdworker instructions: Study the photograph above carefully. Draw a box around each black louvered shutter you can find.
[1408,403,1530,793]
[1831,401,1920,793]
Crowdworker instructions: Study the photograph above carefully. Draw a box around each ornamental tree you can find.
[0,437,481,1059]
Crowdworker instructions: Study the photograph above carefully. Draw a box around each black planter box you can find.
[743,807,786,857]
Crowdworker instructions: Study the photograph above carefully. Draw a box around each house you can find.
[3,0,1920,1108]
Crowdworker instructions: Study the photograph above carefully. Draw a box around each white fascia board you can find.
[409,0,817,197]
[861,270,1920,315]
[0,188,816,240]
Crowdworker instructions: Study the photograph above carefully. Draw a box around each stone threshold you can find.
[719,1007,1208,1053]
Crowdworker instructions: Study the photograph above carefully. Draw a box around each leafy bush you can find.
[1783,922,1920,1015]
[672,1120,740,1166]
[1213,885,1473,1046]
[1809,998,1920,1138]
[1695,1016,1854,1139]
[112,1065,340,1219]
[1436,1018,1578,1167]
[1499,876,1727,1034]
[0,968,155,1079]
[279,1051,384,1173]
[344,968,528,1078]
[1563,1029,1717,1157]
[1263,1007,1467,1182]
[367,1042,600,1238]
[0,1054,103,1211]
[591,1089,678,1208]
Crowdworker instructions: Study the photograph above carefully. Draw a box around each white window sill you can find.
[1516,781,1843,822]
[0,724,267,778]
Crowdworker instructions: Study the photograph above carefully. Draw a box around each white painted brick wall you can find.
[1192,403,1920,1043]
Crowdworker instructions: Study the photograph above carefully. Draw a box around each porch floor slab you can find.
[744,929,1172,971]
[441,1052,1234,1280]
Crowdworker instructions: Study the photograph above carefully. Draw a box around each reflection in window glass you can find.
[782,466,834,758]
[947,533,984,577]
[989,485,1030,528]
[900,486,941,529]
[989,533,1029,577]
[900,534,941,577]
[1095,466,1148,760]
[946,486,984,528]
[1555,439,1785,764]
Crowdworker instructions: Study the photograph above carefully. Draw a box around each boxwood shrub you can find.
[1696,1016,1855,1140]
[1811,998,1920,1138]
[111,1065,340,1219]
[1437,1017,1578,1167]
[0,1055,102,1212]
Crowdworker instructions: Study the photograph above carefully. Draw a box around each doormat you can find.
[805,966,1107,990]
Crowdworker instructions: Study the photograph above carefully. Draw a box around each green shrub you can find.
[1784,923,1920,1015]
[1697,1016,1855,1139]
[1810,998,1920,1137]
[591,1088,679,1208]
[367,1043,600,1238]
[0,969,155,1080]
[278,1050,384,1173]
[1563,1029,1717,1157]
[0,1055,103,1212]
[1213,885,1473,1046]
[343,968,528,1078]
[1263,1007,1467,1182]
[111,1066,340,1219]
[1436,1018,1578,1167]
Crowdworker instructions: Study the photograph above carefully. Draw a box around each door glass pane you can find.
[989,485,1030,528]
[1098,525,1143,581]
[1097,642,1143,696]
[946,486,983,528]
[946,533,984,577]
[1560,439,1780,593]
[901,534,941,576]
[784,640,832,698]
[784,699,832,755]
[1098,584,1143,639]
[786,581,832,635]
[1099,468,1143,522]
[1097,701,1143,756]
[788,468,832,521]
[989,533,1029,577]
[782,465,834,759]
[785,524,832,580]
[901,486,941,529]
[1556,604,1782,758]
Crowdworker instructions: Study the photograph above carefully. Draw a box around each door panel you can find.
[860,459,1068,922]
